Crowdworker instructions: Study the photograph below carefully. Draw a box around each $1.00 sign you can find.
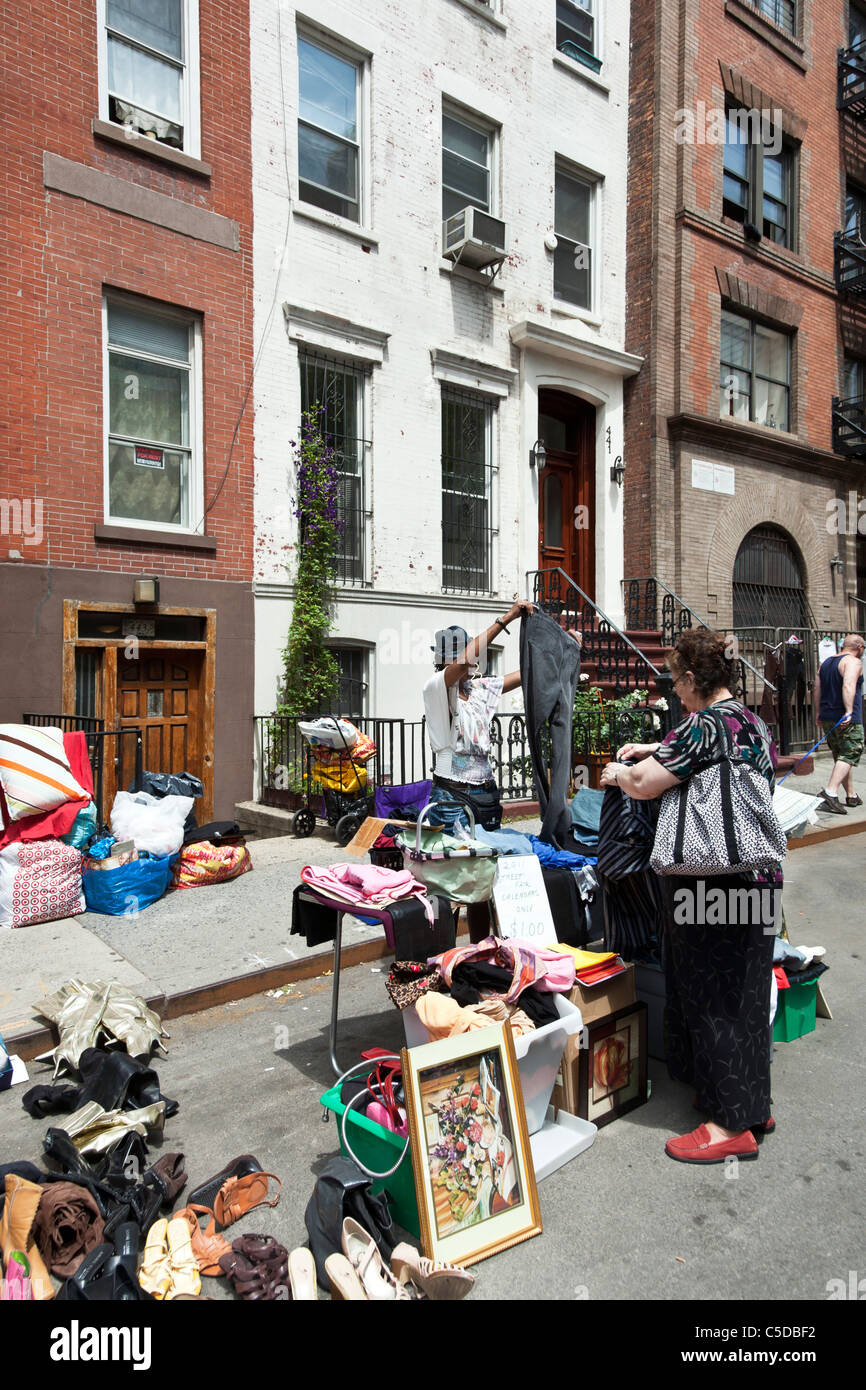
[492,855,557,945]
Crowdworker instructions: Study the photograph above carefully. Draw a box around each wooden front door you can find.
[117,649,207,814]
[537,392,596,600]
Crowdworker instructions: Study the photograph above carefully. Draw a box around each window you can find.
[101,0,198,152]
[720,310,791,431]
[845,183,866,236]
[751,0,796,36]
[851,2,866,49]
[442,110,493,221]
[555,1,600,73]
[733,526,807,628]
[297,34,361,222]
[723,110,795,247]
[843,356,866,400]
[299,352,369,585]
[554,165,594,309]
[321,647,367,717]
[441,389,494,594]
[105,299,200,529]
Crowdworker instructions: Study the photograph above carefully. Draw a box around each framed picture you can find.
[402,1023,542,1268]
[578,1001,648,1129]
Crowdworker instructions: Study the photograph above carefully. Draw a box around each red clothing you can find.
[0,731,93,848]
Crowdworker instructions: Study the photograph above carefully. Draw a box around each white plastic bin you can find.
[403,993,583,1135]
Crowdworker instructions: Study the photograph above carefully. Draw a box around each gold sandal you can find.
[139,1218,172,1299]
[165,1216,201,1300]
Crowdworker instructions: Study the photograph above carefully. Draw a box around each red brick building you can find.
[625,0,866,658]
[2,0,254,818]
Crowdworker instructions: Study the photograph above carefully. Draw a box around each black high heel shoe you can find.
[56,1226,153,1302]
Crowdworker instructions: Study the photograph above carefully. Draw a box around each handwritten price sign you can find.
[492,855,557,946]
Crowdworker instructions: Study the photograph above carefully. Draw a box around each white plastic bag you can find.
[297,717,358,749]
[110,791,194,857]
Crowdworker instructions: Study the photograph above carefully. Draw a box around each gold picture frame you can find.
[401,1023,542,1268]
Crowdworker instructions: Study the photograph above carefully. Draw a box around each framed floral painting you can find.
[577,1001,648,1128]
[401,1023,541,1267]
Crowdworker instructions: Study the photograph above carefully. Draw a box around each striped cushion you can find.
[0,726,89,822]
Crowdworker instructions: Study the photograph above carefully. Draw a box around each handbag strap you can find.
[673,708,739,867]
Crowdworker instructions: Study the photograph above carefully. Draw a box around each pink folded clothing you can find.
[300,862,433,922]
[429,935,576,1002]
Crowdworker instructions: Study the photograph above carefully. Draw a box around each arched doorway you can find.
[537,389,596,599]
[732,525,809,628]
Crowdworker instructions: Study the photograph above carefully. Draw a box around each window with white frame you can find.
[442,109,495,221]
[441,388,495,595]
[299,351,370,585]
[554,164,595,309]
[556,1,600,73]
[100,0,199,152]
[297,33,362,223]
[720,310,791,431]
[105,299,200,528]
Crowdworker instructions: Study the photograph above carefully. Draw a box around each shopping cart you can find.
[292,717,376,846]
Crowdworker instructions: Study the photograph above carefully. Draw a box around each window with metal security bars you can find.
[321,647,368,718]
[733,525,808,628]
[751,0,796,36]
[441,389,495,595]
[75,649,102,719]
[299,352,370,585]
[720,310,791,431]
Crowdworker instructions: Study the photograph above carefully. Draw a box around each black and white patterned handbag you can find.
[650,710,787,877]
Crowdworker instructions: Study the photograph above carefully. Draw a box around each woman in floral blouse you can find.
[600,629,781,1165]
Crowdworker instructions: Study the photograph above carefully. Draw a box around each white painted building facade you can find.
[251,0,640,744]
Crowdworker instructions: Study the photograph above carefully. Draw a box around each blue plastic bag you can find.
[83,853,177,917]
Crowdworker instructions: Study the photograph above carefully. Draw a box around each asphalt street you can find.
[2,835,863,1319]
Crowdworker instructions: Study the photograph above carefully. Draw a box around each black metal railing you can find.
[848,593,866,627]
[832,394,866,456]
[254,716,430,810]
[623,576,775,701]
[529,567,664,692]
[729,629,850,752]
[835,226,866,294]
[838,43,866,117]
[22,715,143,825]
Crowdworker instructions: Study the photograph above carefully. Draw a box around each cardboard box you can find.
[342,817,415,858]
[568,959,636,1028]
[551,962,637,1114]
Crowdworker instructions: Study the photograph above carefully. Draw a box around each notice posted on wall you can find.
[492,854,557,946]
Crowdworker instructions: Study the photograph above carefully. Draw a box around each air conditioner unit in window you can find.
[442,207,508,272]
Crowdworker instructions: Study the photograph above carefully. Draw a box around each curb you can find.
[9,815,864,1064]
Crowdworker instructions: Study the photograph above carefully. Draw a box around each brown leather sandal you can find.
[213,1172,282,1230]
[173,1205,232,1277]
[218,1234,289,1301]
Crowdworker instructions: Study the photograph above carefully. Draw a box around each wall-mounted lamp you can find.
[830,554,844,575]
[133,577,160,605]
[529,439,548,470]
[610,455,625,486]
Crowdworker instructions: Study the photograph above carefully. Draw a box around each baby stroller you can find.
[293,717,377,846]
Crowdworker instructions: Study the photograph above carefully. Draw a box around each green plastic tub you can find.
[320,1083,419,1236]
[773,978,817,1043]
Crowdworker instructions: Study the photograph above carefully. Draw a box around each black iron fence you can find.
[22,715,143,825]
[530,566,663,692]
[731,629,852,753]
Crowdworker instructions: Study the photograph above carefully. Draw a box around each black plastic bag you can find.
[304,1156,397,1286]
[131,770,203,833]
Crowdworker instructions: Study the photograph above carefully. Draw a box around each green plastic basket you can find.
[773,978,817,1043]
[320,1083,419,1236]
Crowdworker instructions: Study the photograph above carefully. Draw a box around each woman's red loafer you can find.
[665,1124,758,1164]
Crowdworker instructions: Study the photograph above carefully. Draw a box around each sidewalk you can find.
[3,763,864,1054]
